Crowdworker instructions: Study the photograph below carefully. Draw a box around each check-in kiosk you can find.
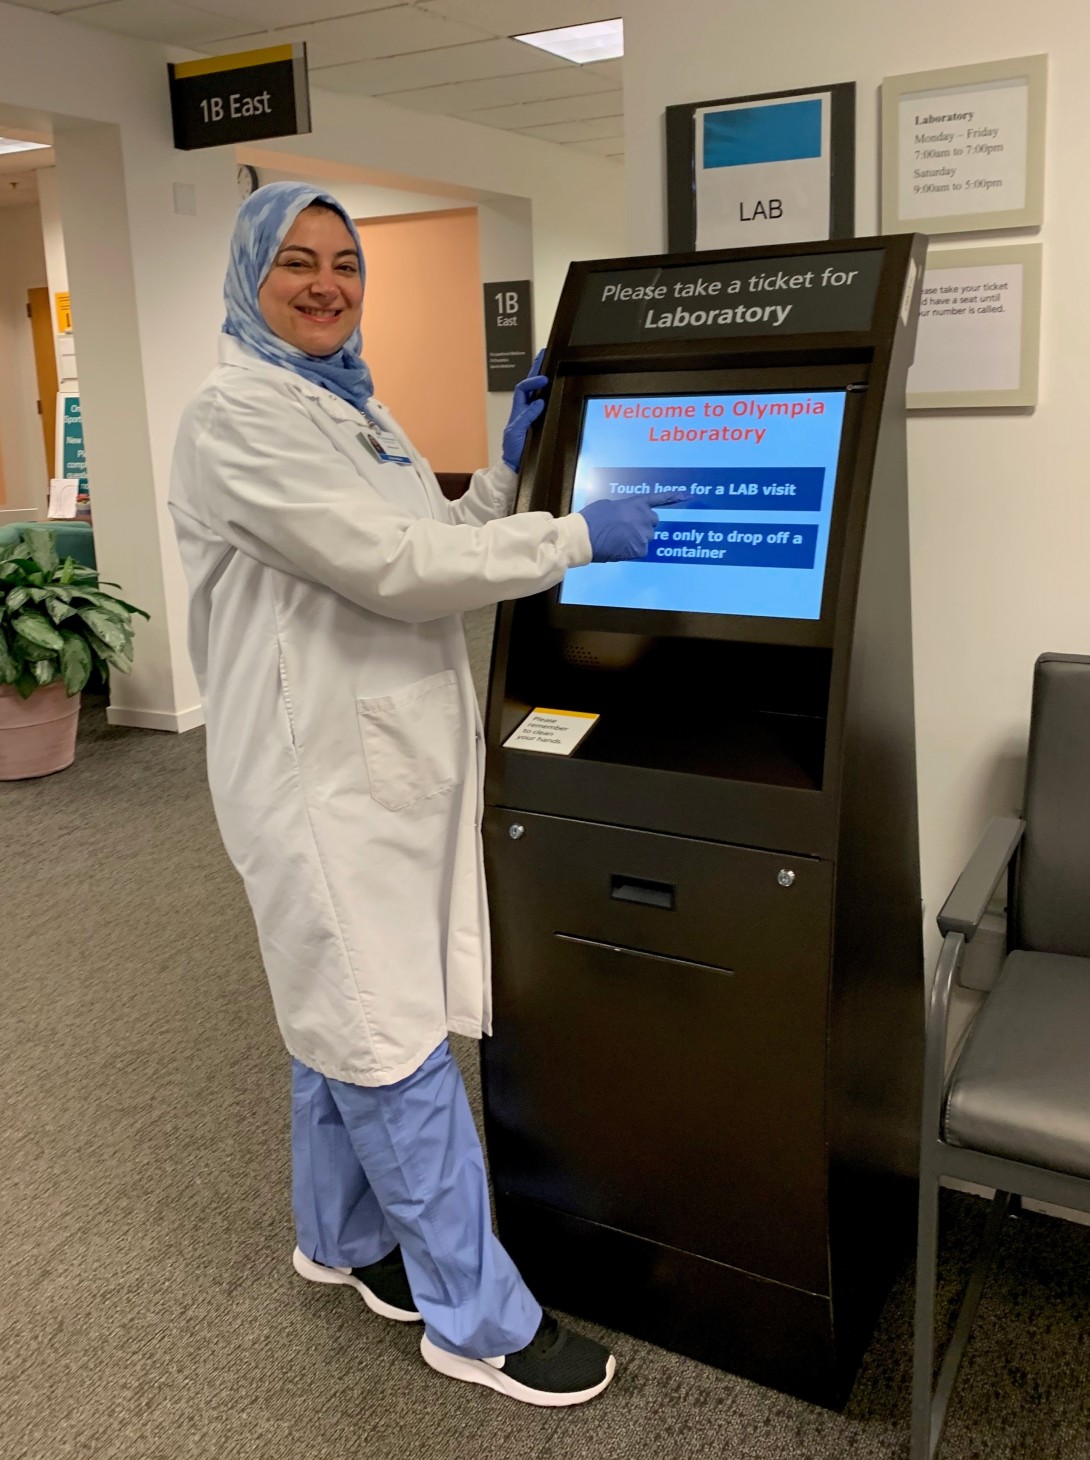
[481,234,927,1407]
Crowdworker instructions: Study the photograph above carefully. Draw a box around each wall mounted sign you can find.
[55,393,85,486]
[168,44,311,151]
[881,55,1047,235]
[54,291,71,333]
[665,83,855,252]
[906,243,1041,409]
[483,280,533,392]
[570,250,882,347]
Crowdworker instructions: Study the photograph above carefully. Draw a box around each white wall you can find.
[0,0,624,727]
[477,195,535,461]
[35,167,74,387]
[249,167,460,221]
[622,0,1090,956]
[0,203,48,511]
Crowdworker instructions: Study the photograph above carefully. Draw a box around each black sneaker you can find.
[420,1312,615,1406]
[292,1245,421,1322]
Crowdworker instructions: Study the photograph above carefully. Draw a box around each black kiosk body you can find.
[481,235,927,1406]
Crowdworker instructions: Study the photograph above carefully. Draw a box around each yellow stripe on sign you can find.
[172,44,295,79]
[533,708,598,718]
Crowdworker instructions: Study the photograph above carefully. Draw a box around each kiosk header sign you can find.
[570,249,883,345]
[168,44,311,151]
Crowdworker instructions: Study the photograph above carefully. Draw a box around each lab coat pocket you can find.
[357,670,465,812]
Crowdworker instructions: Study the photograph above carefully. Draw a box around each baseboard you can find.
[106,703,205,733]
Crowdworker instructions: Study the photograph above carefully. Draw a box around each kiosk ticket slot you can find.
[481,236,926,1407]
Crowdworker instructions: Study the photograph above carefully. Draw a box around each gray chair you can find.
[912,652,1090,1459]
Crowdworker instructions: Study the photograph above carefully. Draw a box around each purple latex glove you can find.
[502,349,548,471]
[579,493,688,562]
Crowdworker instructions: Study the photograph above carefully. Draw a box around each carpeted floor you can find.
[3,624,1089,1460]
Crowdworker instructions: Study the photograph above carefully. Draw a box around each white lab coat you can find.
[169,336,590,1085]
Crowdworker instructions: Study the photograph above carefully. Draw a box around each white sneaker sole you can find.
[420,1333,616,1407]
[292,1246,421,1323]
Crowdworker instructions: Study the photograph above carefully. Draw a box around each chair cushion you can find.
[945,949,1090,1178]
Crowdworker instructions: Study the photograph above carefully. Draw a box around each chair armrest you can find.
[937,815,1026,941]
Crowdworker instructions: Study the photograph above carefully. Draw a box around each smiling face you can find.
[257,204,363,356]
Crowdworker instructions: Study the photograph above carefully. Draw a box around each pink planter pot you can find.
[0,681,81,780]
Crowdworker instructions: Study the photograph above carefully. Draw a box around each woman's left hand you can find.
[502,349,548,471]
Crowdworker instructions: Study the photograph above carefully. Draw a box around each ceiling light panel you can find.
[514,19,622,65]
[0,137,51,155]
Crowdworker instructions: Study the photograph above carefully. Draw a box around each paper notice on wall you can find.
[898,76,1029,221]
[907,262,1025,396]
[58,333,77,385]
[695,94,832,249]
[47,477,79,520]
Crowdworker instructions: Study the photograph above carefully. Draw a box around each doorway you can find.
[27,286,57,479]
[355,207,488,475]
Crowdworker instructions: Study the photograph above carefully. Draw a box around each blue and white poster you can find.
[694,93,834,249]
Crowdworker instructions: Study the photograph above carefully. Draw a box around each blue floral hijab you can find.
[223,180,373,412]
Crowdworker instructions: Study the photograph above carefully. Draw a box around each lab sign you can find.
[168,44,311,151]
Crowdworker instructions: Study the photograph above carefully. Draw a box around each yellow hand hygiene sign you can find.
[55,291,71,333]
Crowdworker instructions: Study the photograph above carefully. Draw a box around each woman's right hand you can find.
[578,493,687,562]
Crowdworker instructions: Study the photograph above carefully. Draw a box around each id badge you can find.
[357,426,412,466]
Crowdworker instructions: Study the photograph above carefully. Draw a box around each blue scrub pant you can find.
[291,1040,541,1359]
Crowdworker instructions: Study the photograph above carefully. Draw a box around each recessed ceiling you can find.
[0,143,56,207]
[8,0,625,162]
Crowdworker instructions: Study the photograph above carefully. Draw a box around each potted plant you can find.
[0,524,148,780]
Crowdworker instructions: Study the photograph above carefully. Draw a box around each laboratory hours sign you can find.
[168,44,311,151]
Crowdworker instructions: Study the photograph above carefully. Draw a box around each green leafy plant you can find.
[0,525,148,700]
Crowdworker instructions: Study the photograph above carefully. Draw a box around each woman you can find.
[169,182,664,1407]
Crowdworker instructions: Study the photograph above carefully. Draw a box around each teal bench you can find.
[0,521,96,571]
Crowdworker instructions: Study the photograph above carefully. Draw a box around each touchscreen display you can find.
[559,390,848,621]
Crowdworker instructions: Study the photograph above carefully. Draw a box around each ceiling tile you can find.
[5,0,102,10]
[0,146,56,172]
[371,66,613,115]
[568,135,624,157]
[66,0,256,44]
[191,0,409,26]
[420,0,622,36]
[519,114,622,143]
[578,57,623,86]
[313,37,568,95]
[458,89,623,130]
[194,8,494,68]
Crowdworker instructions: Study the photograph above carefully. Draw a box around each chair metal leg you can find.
[911,1162,941,1460]
[912,1185,1013,1460]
